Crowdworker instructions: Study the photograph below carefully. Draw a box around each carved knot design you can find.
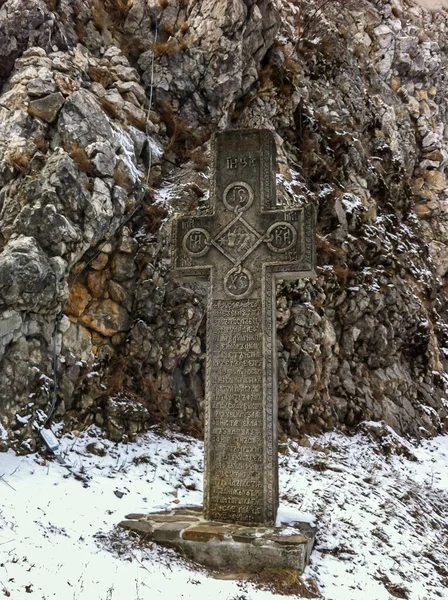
[181,182,297,299]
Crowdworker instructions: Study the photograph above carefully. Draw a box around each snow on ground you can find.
[0,424,447,600]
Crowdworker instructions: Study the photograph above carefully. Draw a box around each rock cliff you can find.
[1,0,448,451]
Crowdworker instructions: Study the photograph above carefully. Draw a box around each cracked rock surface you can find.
[0,0,448,451]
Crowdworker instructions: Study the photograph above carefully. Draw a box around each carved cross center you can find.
[181,181,299,299]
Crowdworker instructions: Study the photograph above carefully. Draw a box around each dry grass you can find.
[160,22,175,37]
[141,374,173,421]
[34,136,49,154]
[250,568,319,597]
[332,263,355,282]
[231,54,299,123]
[124,109,146,131]
[153,39,177,56]
[68,144,92,174]
[92,0,133,35]
[92,0,107,32]
[5,147,34,173]
[177,36,192,51]
[142,202,169,234]
[376,574,409,599]
[187,146,209,171]
[159,100,210,161]
[76,20,87,42]
[113,164,130,189]
[100,95,123,120]
[230,71,274,123]
[152,22,194,57]
[294,0,357,47]
[104,355,128,394]
[270,64,296,96]
[179,21,189,34]
[116,34,153,63]
[152,39,181,56]
[44,0,58,10]
[316,234,345,259]
[89,65,115,88]
[108,0,133,24]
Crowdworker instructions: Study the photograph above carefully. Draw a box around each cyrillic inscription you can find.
[208,299,264,522]
[226,156,257,169]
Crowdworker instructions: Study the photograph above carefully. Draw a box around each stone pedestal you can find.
[119,507,316,574]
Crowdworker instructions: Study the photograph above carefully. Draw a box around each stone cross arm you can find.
[172,198,316,293]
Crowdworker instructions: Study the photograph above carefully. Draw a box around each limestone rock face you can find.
[79,299,130,337]
[0,0,67,89]
[0,0,448,451]
[0,236,64,312]
[28,91,65,122]
[58,89,114,148]
[135,0,280,128]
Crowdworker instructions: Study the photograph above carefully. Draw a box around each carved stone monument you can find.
[172,129,316,524]
[120,130,317,573]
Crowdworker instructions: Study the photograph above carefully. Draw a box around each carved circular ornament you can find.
[224,266,253,299]
[223,181,254,213]
[182,228,210,257]
[266,222,297,253]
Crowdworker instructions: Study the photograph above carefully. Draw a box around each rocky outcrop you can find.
[0,0,448,451]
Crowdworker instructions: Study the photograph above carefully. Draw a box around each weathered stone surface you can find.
[0,236,62,312]
[0,3,64,90]
[142,514,201,523]
[89,252,109,271]
[137,0,280,128]
[28,92,65,122]
[182,524,235,542]
[108,280,128,306]
[61,322,92,363]
[100,397,151,441]
[153,522,193,543]
[111,253,136,281]
[86,270,108,299]
[86,142,116,177]
[83,178,115,245]
[172,130,316,525]
[122,102,146,130]
[114,81,147,105]
[64,282,92,317]
[58,89,113,148]
[0,310,22,361]
[100,89,124,120]
[79,299,130,337]
[27,73,57,96]
[120,519,154,534]
[54,72,80,96]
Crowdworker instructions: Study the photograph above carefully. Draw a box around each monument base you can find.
[119,507,316,574]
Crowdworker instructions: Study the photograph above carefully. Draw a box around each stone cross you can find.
[172,130,316,525]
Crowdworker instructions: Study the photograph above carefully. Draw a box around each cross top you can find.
[172,130,315,525]
[173,131,314,303]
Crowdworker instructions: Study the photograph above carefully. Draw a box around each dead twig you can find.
[0,475,16,491]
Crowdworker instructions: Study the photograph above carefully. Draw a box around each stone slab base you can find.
[119,507,316,574]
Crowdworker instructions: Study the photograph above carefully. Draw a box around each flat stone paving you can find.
[119,507,316,574]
